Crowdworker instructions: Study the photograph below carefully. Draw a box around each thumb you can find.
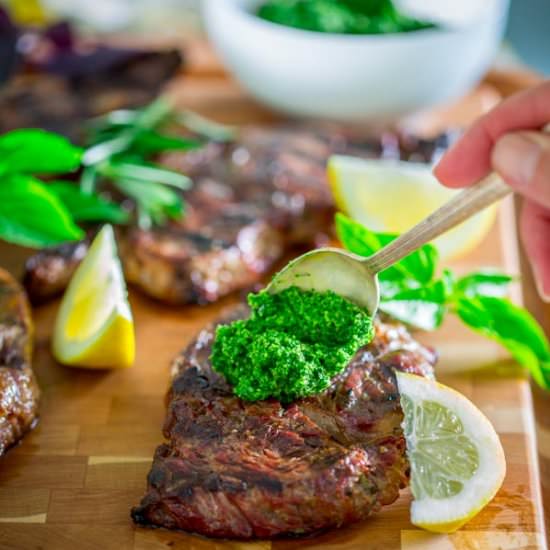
[492,131,550,210]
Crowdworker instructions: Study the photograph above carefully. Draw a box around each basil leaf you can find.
[0,175,84,247]
[335,213,438,284]
[455,271,513,298]
[441,268,456,297]
[380,280,447,330]
[335,212,385,256]
[335,213,405,281]
[0,129,82,174]
[48,181,129,224]
[455,296,550,389]
[397,240,438,284]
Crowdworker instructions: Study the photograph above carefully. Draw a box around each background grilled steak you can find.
[23,127,452,305]
[23,240,91,305]
[132,308,436,539]
[0,268,39,455]
[0,12,182,144]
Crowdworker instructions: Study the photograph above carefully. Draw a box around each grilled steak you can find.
[23,240,91,305]
[0,14,182,143]
[24,127,452,305]
[0,268,39,455]
[132,308,436,539]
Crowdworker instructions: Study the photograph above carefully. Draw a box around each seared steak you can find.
[0,14,182,144]
[0,268,39,455]
[24,127,451,305]
[23,240,90,305]
[132,308,436,539]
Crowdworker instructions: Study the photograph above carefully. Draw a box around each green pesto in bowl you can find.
[211,287,374,403]
[256,0,437,35]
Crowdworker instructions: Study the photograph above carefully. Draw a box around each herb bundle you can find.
[336,213,550,390]
[0,100,238,248]
[82,99,198,230]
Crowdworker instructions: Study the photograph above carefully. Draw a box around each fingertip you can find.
[433,130,493,188]
[433,156,468,188]
[432,142,462,186]
[433,152,486,188]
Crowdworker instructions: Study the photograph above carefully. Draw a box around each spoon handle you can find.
[364,174,511,275]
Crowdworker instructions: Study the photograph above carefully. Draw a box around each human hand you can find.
[435,80,550,302]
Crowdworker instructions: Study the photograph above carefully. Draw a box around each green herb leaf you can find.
[80,166,98,195]
[335,213,405,281]
[131,130,201,156]
[48,181,129,224]
[0,129,83,175]
[81,98,197,227]
[90,109,137,128]
[98,160,192,190]
[0,175,84,247]
[82,132,134,166]
[177,110,237,143]
[88,124,201,157]
[454,296,550,389]
[397,240,438,284]
[380,280,447,331]
[335,213,438,284]
[84,101,172,166]
[335,212,387,256]
[454,271,514,299]
[113,178,183,228]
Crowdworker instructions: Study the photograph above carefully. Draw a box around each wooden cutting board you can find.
[0,45,547,549]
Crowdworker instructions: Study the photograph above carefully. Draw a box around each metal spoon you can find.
[266,174,511,316]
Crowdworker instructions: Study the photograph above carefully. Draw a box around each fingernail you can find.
[532,263,550,304]
[492,133,542,187]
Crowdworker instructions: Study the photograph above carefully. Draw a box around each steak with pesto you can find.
[132,308,436,539]
[212,288,374,402]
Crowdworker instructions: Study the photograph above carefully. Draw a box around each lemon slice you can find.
[395,371,505,533]
[328,155,497,261]
[53,225,135,369]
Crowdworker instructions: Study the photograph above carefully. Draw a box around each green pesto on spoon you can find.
[267,174,510,316]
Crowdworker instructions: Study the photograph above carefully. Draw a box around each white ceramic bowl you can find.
[203,0,509,122]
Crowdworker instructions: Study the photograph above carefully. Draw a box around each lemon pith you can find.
[53,225,135,369]
[396,372,506,533]
[328,155,497,261]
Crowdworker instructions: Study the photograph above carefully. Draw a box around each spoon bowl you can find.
[267,248,380,315]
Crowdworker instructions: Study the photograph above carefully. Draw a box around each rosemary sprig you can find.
[81,99,201,229]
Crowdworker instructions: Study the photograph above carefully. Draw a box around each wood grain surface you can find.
[0,43,548,549]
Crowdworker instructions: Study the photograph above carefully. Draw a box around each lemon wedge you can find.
[395,371,505,533]
[53,225,135,369]
[328,155,497,261]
